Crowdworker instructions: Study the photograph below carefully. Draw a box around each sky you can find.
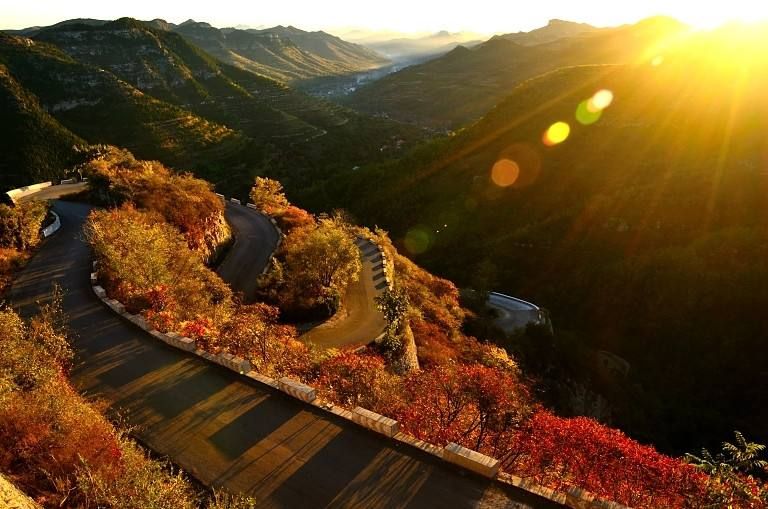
[3,0,768,35]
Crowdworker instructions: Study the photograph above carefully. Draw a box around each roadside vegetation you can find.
[0,199,49,294]
[0,296,255,508]
[82,165,768,507]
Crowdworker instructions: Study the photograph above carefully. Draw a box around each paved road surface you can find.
[218,205,387,349]
[9,201,560,509]
[217,203,280,302]
[300,237,387,348]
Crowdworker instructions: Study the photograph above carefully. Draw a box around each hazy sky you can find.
[3,0,768,34]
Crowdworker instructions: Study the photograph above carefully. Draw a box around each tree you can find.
[316,351,399,410]
[85,205,233,328]
[396,364,532,455]
[687,432,768,507]
[375,286,411,361]
[217,303,310,378]
[376,286,410,335]
[0,201,48,251]
[282,218,361,310]
[249,177,289,214]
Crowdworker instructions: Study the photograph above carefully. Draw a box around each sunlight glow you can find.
[543,122,571,146]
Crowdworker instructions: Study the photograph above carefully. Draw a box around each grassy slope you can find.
[174,23,389,83]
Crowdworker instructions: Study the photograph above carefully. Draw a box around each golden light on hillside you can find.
[491,158,520,187]
[543,121,570,146]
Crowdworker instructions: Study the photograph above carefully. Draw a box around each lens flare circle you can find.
[591,89,614,110]
[490,158,521,187]
[576,100,603,125]
[543,121,570,146]
[404,227,432,255]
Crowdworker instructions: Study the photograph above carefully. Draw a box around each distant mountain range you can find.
[5,18,391,84]
[170,21,390,83]
[342,18,684,129]
[0,18,421,192]
[343,30,486,65]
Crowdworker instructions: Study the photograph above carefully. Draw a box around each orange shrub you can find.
[316,350,401,411]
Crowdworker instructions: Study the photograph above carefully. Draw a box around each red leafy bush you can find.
[395,363,532,455]
[315,350,400,410]
[506,410,710,508]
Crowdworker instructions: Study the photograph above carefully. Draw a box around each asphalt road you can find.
[9,200,561,509]
[216,203,280,302]
[218,205,387,349]
[300,237,388,348]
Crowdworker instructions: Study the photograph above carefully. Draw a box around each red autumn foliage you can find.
[506,410,710,508]
[276,205,316,233]
[217,303,312,378]
[315,350,399,410]
[180,316,213,340]
[84,148,229,259]
[395,363,532,455]
[144,309,176,333]
[0,376,123,497]
[409,317,456,368]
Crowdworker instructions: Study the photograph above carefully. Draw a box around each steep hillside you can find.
[343,17,687,129]
[0,33,255,188]
[1,22,421,195]
[0,62,82,189]
[33,18,340,136]
[326,27,768,453]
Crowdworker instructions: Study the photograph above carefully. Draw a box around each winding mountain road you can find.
[216,203,280,303]
[219,203,387,349]
[9,199,560,509]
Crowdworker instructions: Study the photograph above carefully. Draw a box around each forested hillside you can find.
[0,20,421,195]
[0,62,82,188]
[324,25,768,453]
[172,22,389,83]
[342,17,686,128]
